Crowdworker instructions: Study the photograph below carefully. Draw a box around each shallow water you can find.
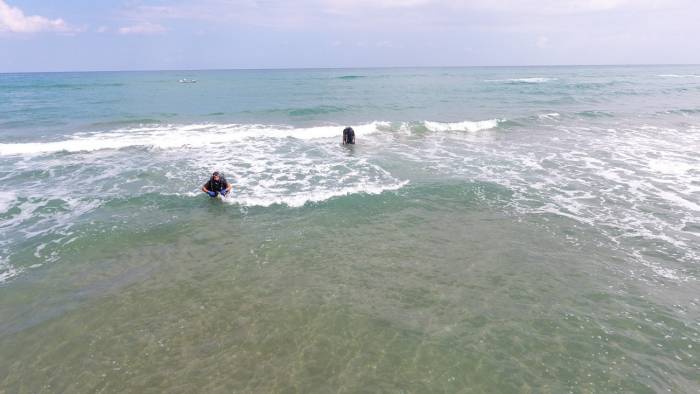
[0,66,699,392]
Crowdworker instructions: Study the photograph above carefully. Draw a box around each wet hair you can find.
[212,171,220,176]
[343,127,355,144]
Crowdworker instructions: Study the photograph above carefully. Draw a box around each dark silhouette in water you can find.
[202,171,232,197]
[342,127,355,145]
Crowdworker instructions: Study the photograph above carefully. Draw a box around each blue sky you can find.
[1,0,699,72]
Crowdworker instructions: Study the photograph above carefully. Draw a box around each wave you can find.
[0,119,507,156]
[537,113,560,120]
[337,75,367,80]
[0,191,16,214]
[0,257,21,284]
[222,180,408,208]
[660,108,700,115]
[0,122,390,156]
[658,74,700,78]
[423,119,503,132]
[485,77,557,84]
[0,191,20,287]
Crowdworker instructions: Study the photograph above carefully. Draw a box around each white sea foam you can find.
[377,121,700,282]
[0,119,509,157]
[0,122,389,156]
[0,191,16,213]
[2,115,698,286]
[0,257,21,284]
[175,178,409,208]
[193,138,409,208]
[423,119,503,132]
[657,190,700,213]
[0,120,410,282]
[658,74,700,78]
[228,180,408,208]
[0,170,108,283]
[538,113,561,120]
[648,159,693,176]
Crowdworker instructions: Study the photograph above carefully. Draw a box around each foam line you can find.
[0,122,390,156]
[0,256,21,284]
[0,191,16,213]
[226,180,409,208]
[0,119,508,156]
[658,74,700,78]
[423,119,503,132]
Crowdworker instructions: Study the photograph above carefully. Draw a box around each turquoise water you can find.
[0,66,699,392]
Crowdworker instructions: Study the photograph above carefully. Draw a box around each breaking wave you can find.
[0,119,506,157]
[0,122,389,156]
[658,74,700,78]
[423,119,503,132]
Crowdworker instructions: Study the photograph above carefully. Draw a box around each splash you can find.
[423,119,503,132]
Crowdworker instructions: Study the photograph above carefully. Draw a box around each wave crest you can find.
[0,122,390,156]
[228,180,408,208]
[658,74,700,78]
[0,119,508,156]
[423,119,503,132]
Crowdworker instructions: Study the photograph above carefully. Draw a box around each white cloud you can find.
[0,0,72,33]
[118,22,166,35]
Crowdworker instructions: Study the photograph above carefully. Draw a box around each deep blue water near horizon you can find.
[0,65,699,392]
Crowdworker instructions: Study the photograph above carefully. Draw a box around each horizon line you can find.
[1,63,699,75]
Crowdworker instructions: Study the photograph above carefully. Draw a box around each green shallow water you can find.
[1,184,698,392]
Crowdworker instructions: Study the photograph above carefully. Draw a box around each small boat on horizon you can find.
[179,78,197,83]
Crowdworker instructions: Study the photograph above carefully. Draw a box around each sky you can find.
[1,0,699,72]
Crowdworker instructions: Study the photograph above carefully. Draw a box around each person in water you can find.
[342,127,355,145]
[202,171,232,197]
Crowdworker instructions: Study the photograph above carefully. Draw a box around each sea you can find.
[0,66,698,392]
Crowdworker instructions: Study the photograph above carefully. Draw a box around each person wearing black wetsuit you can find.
[202,171,232,197]
[342,127,355,145]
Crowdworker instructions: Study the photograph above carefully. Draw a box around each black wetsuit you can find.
[204,177,229,193]
[343,127,355,144]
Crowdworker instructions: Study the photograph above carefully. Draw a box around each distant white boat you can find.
[179,79,197,83]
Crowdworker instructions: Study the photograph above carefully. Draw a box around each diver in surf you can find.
[342,127,355,145]
[202,171,232,198]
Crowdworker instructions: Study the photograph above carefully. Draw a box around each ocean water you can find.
[0,66,699,392]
